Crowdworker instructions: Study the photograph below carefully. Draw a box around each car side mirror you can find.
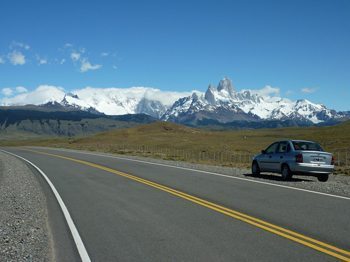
[261,150,266,154]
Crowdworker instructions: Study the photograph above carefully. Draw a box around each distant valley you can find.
[0,104,155,139]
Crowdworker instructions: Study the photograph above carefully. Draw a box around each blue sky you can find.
[0,0,349,110]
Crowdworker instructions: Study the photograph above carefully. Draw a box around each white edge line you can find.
[34,147,350,201]
[0,149,91,262]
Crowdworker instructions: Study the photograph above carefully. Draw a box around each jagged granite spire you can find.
[204,84,216,104]
[217,77,235,97]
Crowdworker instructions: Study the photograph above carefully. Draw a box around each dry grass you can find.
[2,121,350,172]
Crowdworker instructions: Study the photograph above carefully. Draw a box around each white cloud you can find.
[70,52,81,61]
[15,86,28,93]
[64,46,105,73]
[10,41,30,50]
[0,57,5,64]
[8,51,26,65]
[2,88,13,96]
[112,65,118,70]
[1,86,28,97]
[39,59,48,65]
[80,59,102,72]
[248,85,280,97]
[54,58,66,64]
[142,88,194,106]
[0,85,65,106]
[301,87,317,94]
[36,55,48,65]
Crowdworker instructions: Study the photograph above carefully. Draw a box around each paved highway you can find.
[3,147,350,261]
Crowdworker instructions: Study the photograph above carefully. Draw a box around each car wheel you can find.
[317,174,329,182]
[252,161,261,176]
[281,164,292,181]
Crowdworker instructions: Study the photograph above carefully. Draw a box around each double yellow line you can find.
[24,149,350,261]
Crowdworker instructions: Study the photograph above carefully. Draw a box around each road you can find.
[2,147,350,261]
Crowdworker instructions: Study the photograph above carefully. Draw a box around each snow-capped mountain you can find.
[162,78,338,124]
[1,79,347,127]
[59,87,173,118]
[1,86,190,119]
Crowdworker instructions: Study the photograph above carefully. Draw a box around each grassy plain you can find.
[1,120,350,172]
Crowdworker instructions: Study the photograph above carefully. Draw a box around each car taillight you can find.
[296,153,303,163]
[331,155,335,165]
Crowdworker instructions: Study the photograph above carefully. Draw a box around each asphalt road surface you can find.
[3,147,350,262]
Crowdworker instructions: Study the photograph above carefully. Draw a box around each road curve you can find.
[2,147,350,262]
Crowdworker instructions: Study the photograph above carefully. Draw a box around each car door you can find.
[273,141,290,172]
[259,142,279,171]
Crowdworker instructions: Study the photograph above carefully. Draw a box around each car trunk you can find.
[298,151,333,165]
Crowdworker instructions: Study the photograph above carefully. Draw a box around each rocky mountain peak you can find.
[135,98,167,118]
[204,84,216,104]
[217,77,235,96]
[191,92,200,101]
[66,93,79,99]
[295,99,308,105]
[161,78,342,125]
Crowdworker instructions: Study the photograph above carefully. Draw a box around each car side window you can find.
[277,142,289,153]
[265,142,278,154]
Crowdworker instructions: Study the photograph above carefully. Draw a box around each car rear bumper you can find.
[290,163,334,174]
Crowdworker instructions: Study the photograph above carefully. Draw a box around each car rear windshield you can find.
[292,141,324,151]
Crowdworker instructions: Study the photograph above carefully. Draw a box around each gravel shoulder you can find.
[0,151,52,261]
[42,147,350,198]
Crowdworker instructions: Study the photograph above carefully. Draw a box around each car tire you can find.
[281,164,292,181]
[252,161,261,176]
[317,174,329,182]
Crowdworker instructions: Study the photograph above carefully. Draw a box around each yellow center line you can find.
[23,148,350,261]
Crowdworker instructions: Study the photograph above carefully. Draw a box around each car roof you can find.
[290,140,317,143]
[272,140,317,143]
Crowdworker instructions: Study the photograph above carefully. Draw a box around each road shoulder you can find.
[0,151,52,261]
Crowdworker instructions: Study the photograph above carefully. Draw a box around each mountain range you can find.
[162,78,346,126]
[1,78,349,129]
[0,105,155,139]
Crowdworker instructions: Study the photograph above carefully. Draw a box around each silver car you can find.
[252,140,335,182]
